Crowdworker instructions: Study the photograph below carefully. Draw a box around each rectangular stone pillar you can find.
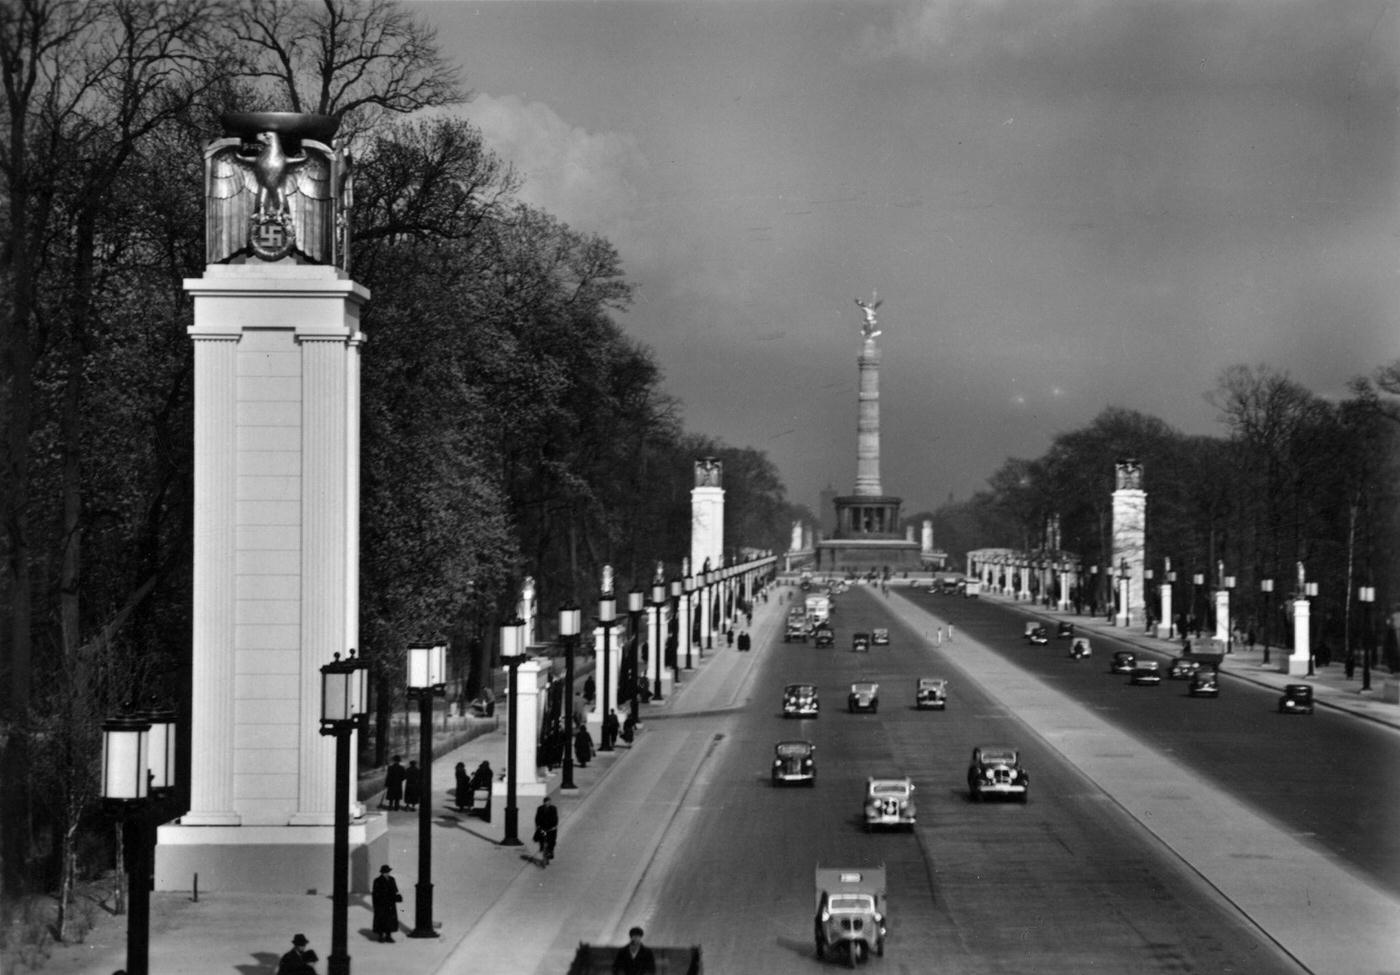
[1215,590,1231,647]
[1285,599,1311,675]
[587,625,621,731]
[1157,583,1174,640]
[513,658,546,797]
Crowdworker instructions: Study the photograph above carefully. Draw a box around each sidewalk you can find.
[996,593,1400,732]
[36,595,781,975]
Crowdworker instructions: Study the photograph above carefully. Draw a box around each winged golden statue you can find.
[855,291,882,339]
[204,112,351,267]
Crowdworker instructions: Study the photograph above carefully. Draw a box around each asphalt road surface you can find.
[617,586,1319,974]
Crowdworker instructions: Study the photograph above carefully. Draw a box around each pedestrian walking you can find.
[612,926,657,974]
[371,865,401,942]
[276,933,319,975]
[383,756,406,811]
[471,760,494,822]
[403,760,420,811]
[621,708,638,743]
[584,675,597,707]
[574,722,595,768]
[602,709,620,749]
[534,795,559,865]
[454,761,473,811]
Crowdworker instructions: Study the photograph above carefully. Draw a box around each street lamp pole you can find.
[1260,579,1274,664]
[1305,581,1319,677]
[406,642,446,939]
[1192,573,1205,636]
[683,573,696,669]
[1119,558,1130,628]
[669,577,683,682]
[703,561,714,651]
[651,579,667,702]
[1224,575,1236,653]
[102,712,164,975]
[628,589,645,717]
[319,649,369,975]
[499,619,527,847]
[1360,585,1375,692]
[597,592,616,752]
[1143,567,1154,632]
[558,606,581,789]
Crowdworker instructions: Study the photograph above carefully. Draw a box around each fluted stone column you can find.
[513,658,546,797]
[855,337,882,496]
[588,626,620,730]
[691,458,724,648]
[1287,599,1311,675]
[1112,460,1147,628]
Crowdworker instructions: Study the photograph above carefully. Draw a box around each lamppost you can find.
[101,705,174,975]
[651,578,667,701]
[669,577,683,685]
[1089,564,1098,616]
[406,642,446,939]
[1192,572,1205,636]
[558,605,581,789]
[1118,558,1130,626]
[498,619,527,847]
[1166,566,1178,638]
[628,588,645,716]
[703,562,715,650]
[1223,574,1236,653]
[1305,581,1319,677]
[683,572,697,669]
[1260,578,1274,664]
[1143,567,1154,632]
[597,592,616,752]
[319,649,369,975]
[1359,585,1375,691]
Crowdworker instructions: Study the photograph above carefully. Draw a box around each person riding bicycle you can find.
[534,795,560,865]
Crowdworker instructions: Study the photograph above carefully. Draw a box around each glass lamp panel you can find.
[102,717,150,801]
[599,595,616,624]
[500,620,525,659]
[651,583,666,605]
[559,607,582,637]
[322,662,351,723]
[628,590,644,613]
[145,709,177,791]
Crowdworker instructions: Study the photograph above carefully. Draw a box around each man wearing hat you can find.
[372,864,402,942]
[276,933,318,974]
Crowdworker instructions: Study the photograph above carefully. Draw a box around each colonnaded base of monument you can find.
[814,539,923,573]
[154,817,389,894]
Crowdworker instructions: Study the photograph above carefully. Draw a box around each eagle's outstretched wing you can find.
[206,138,256,263]
[288,140,335,264]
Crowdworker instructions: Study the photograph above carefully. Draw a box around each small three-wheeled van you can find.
[814,865,886,967]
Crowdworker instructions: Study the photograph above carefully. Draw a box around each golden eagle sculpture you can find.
[205,112,352,268]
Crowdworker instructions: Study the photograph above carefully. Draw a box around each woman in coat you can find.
[371,865,401,942]
[454,761,473,811]
[574,722,595,769]
[403,760,421,811]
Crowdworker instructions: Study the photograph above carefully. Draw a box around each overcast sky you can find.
[408,0,1399,515]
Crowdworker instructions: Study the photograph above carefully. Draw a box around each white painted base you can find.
[1282,653,1311,676]
[1381,677,1400,704]
[155,814,389,894]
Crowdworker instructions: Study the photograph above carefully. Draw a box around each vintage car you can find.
[814,865,887,965]
[1189,669,1220,698]
[848,681,880,713]
[772,739,816,785]
[813,623,835,648]
[1056,621,1075,639]
[1023,622,1049,645]
[1109,650,1137,674]
[1168,656,1202,679]
[967,745,1029,802]
[1130,660,1163,685]
[469,687,496,718]
[783,683,820,718]
[871,627,891,647]
[1069,636,1092,659]
[852,631,871,652]
[863,777,916,830]
[784,609,809,643]
[1279,683,1314,714]
[915,677,948,710]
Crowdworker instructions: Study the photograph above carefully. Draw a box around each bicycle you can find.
[537,827,557,867]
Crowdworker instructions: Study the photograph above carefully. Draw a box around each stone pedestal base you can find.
[1156,623,1174,640]
[1281,652,1311,676]
[1381,677,1400,704]
[155,815,388,894]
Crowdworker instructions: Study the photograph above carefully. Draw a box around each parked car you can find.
[772,740,816,785]
[1110,650,1137,674]
[1189,669,1220,698]
[1168,656,1202,679]
[852,632,871,653]
[1069,636,1092,659]
[915,677,948,710]
[1130,661,1162,685]
[783,683,820,718]
[863,777,916,830]
[813,624,835,648]
[871,628,890,647]
[967,745,1029,802]
[1279,683,1314,714]
[469,688,496,718]
[1056,621,1075,639]
[848,681,880,713]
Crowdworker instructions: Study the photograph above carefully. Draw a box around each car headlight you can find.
[821,911,831,922]
[985,770,994,780]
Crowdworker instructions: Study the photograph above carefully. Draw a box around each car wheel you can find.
[1018,792,1029,804]
[876,936,885,957]
[871,703,879,713]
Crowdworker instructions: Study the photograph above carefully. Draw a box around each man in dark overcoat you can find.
[371,865,401,942]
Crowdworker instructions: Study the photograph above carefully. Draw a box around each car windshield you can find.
[828,894,876,914]
[1137,662,1159,670]
[1287,686,1312,697]
[979,749,1017,765]
[852,683,877,692]
[1115,653,1134,660]
[918,679,943,690]
[869,781,910,797]
[775,742,812,757]
[786,685,814,694]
